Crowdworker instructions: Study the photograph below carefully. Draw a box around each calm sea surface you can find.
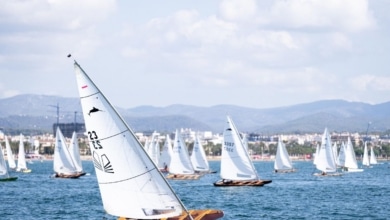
[1,160,390,220]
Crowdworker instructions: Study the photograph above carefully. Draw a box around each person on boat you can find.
[321,171,326,176]
[274,169,278,173]
[222,179,232,184]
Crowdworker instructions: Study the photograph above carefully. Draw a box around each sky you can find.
[0,0,389,109]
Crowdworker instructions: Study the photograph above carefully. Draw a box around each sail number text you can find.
[88,131,103,150]
[224,142,234,152]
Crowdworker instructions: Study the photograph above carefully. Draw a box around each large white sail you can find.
[74,61,183,219]
[370,146,378,165]
[169,129,195,174]
[68,131,83,173]
[344,137,359,169]
[274,138,293,171]
[337,142,346,167]
[190,134,210,172]
[315,128,337,173]
[362,142,370,167]
[158,134,173,170]
[16,134,28,171]
[220,116,258,180]
[53,128,77,175]
[5,136,16,169]
[0,142,9,177]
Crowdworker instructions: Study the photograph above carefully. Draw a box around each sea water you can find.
[1,160,390,220]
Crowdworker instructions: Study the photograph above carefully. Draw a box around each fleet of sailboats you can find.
[214,116,271,186]
[74,60,223,219]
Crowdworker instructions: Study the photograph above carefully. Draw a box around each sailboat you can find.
[370,146,378,165]
[16,134,31,173]
[68,131,86,176]
[337,142,346,168]
[342,137,363,172]
[190,134,215,174]
[158,134,173,173]
[0,142,18,181]
[214,116,272,186]
[5,136,16,170]
[73,60,223,219]
[313,143,320,165]
[147,132,160,167]
[314,128,341,176]
[166,129,201,180]
[362,142,371,168]
[53,127,82,178]
[274,138,295,173]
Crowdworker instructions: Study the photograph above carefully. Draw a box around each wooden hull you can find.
[213,179,272,186]
[54,173,83,179]
[0,176,18,181]
[118,209,224,220]
[166,174,201,180]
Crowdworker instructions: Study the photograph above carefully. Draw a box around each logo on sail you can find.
[88,107,103,116]
[93,151,114,174]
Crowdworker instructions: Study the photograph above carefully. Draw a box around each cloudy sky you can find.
[0,0,389,109]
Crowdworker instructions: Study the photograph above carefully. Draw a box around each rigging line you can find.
[99,167,157,185]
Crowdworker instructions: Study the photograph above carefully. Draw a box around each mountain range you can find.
[0,94,389,135]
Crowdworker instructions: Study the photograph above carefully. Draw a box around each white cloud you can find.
[267,0,376,32]
[349,75,390,91]
[219,0,258,22]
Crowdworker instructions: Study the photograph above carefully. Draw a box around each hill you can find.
[0,94,389,134]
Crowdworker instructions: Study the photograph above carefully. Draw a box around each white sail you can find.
[315,128,337,173]
[370,146,378,165]
[344,137,360,170]
[147,132,160,166]
[53,127,78,175]
[337,142,346,167]
[158,135,173,170]
[68,131,83,173]
[362,142,370,167]
[274,138,293,171]
[242,133,249,152]
[5,136,16,169]
[0,142,10,177]
[169,129,195,175]
[313,144,320,165]
[332,143,340,166]
[74,61,183,219]
[190,134,210,172]
[16,134,28,171]
[220,116,258,180]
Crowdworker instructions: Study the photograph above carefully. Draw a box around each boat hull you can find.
[53,173,83,179]
[118,209,224,220]
[0,176,18,181]
[213,179,272,186]
[274,169,296,173]
[166,174,201,180]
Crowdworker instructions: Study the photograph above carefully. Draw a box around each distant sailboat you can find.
[166,129,201,180]
[314,128,341,176]
[274,138,295,173]
[313,143,320,165]
[68,131,86,176]
[5,136,16,170]
[362,142,371,168]
[190,134,214,174]
[158,134,173,173]
[214,116,272,186]
[16,134,31,173]
[147,132,160,166]
[53,127,82,178]
[370,146,378,165]
[74,61,223,219]
[343,137,363,172]
[0,142,18,181]
[337,142,346,168]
